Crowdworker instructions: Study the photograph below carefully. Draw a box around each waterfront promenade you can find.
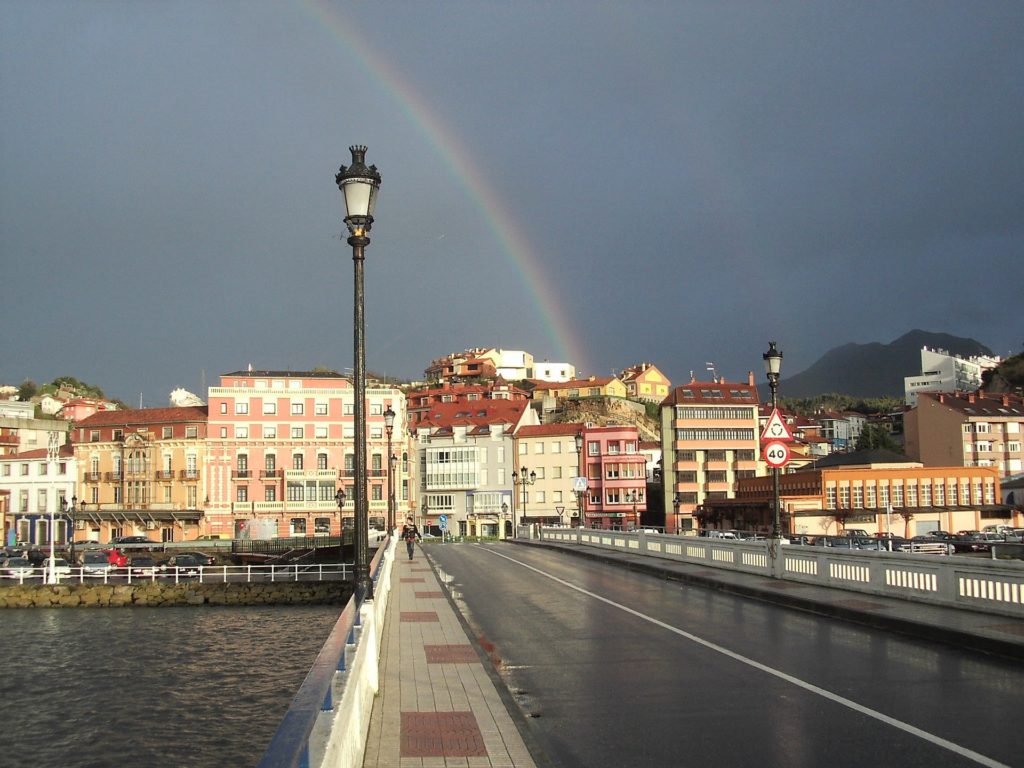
[362,550,537,767]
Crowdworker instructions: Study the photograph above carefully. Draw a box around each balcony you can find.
[155,470,175,481]
[86,472,101,482]
[104,472,122,482]
[261,469,282,480]
[233,469,252,479]
[179,469,201,480]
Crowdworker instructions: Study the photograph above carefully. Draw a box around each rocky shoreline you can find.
[0,581,351,608]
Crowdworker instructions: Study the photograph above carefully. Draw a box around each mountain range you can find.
[766,330,994,399]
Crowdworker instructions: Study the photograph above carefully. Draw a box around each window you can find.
[676,428,756,441]
[879,485,889,507]
[318,453,328,470]
[315,426,328,439]
[113,429,124,440]
[920,483,932,506]
[866,485,877,507]
[552,441,561,454]
[263,426,276,439]
[90,430,100,442]
[220,403,228,414]
[291,427,303,439]
[826,486,837,509]
[892,484,904,507]
[293,454,304,470]
[265,487,276,502]
[588,441,599,456]
[344,403,354,415]
[535,443,544,454]
[291,402,304,415]
[291,518,307,534]
[906,484,918,507]
[237,486,248,502]
[263,401,277,415]
[235,402,249,415]
[852,486,863,507]
[372,485,382,501]
[315,402,328,416]
[236,427,248,439]
[185,426,198,439]
[708,471,727,483]
[934,483,945,505]
[162,427,173,439]
[220,427,228,438]
[265,454,276,471]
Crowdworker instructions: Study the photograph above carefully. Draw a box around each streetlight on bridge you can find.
[763,341,784,541]
[512,467,536,526]
[384,405,396,534]
[336,144,381,603]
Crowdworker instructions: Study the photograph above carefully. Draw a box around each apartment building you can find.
[660,377,760,533]
[710,450,1011,536]
[415,399,536,537]
[205,370,407,539]
[531,376,628,403]
[905,391,1024,475]
[514,424,588,526]
[0,443,76,546]
[73,406,208,542]
[580,424,646,530]
[904,347,1002,406]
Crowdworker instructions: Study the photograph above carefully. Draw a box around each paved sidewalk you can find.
[362,545,537,768]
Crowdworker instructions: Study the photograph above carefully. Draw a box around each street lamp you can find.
[63,495,79,568]
[334,487,346,541]
[336,144,381,603]
[501,501,509,539]
[574,431,585,528]
[512,467,536,525]
[763,341,784,540]
[628,490,638,530]
[384,405,396,534]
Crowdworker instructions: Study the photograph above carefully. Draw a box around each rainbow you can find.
[298,0,589,373]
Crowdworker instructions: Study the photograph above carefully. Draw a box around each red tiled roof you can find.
[516,423,581,437]
[75,406,208,426]
[661,380,759,406]
[417,400,527,429]
[4,444,75,460]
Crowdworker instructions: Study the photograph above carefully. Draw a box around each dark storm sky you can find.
[2,1,1021,404]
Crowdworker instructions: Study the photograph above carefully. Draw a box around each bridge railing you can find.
[537,527,1024,619]
[256,534,395,768]
[2,563,352,585]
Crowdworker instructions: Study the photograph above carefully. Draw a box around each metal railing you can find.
[257,536,394,768]
[537,527,1024,619]
[0,563,350,585]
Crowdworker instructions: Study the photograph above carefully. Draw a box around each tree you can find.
[17,379,38,401]
[855,423,902,453]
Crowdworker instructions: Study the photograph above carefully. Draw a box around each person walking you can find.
[401,517,421,561]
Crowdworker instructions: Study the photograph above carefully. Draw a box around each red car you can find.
[102,549,129,568]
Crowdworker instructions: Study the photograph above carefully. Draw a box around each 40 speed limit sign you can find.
[763,440,791,468]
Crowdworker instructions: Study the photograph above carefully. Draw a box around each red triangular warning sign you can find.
[760,408,794,442]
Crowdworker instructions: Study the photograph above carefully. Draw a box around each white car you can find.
[42,557,73,579]
[1,557,36,579]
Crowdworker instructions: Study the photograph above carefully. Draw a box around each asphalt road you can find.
[426,542,1024,768]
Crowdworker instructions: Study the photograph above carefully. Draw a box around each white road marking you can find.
[481,546,1011,768]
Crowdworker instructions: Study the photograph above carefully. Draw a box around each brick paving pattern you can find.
[362,546,537,767]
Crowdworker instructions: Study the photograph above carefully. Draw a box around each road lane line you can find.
[481,546,1011,768]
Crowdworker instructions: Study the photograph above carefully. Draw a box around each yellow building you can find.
[620,363,672,403]
[72,406,208,542]
[531,376,627,401]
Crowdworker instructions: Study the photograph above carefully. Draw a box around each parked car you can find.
[80,551,116,576]
[0,557,36,579]
[129,556,159,577]
[162,554,207,575]
[171,551,215,566]
[42,557,73,579]
[112,536,159,545]
[900,536,955,555]
[102,549,129,568]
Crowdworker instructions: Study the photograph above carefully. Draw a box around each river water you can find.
[1,605,341,768]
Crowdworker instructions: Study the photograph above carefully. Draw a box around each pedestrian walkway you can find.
[362,545,537,768]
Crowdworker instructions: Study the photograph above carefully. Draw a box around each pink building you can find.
[580,424,646,530]
[205,370,406,539]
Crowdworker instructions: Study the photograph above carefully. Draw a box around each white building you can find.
[904,347,1002,406]
[1,444,77,546]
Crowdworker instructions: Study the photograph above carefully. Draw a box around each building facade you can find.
[72,406,208,542]
[0,444,76,546]
[905,392,1024,476]
[714,452,1011,536]
[205,370,408,539]
[619,363,672,403]
[580,424,646,530]
[514,424,588,527]
[660,378,760,534]
[904,347,1002,406]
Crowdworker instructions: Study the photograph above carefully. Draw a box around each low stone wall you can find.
[0,581,352,609]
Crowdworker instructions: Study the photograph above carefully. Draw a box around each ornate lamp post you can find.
[512,467,536,525]
[501,501,509,539]
[763,341,784,540]
[384,405,396,534]
[574,431,585,528]
[63,495,79,567]
[628,490,638,531]
[336,144,381,603]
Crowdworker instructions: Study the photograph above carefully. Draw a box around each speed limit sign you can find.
[763,440,791,468]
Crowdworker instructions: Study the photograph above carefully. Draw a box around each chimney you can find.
[748,371,755,386]
[968,393,976,403]
[1003,395,1010,406]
